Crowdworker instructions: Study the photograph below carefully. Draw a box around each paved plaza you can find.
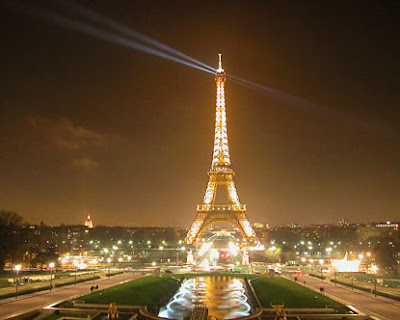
[0,273,145,320]
[292,275,400,320]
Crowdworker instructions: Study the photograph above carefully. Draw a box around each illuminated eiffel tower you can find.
[184,55,259,247]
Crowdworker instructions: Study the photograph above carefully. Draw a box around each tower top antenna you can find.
[217,53,224,73]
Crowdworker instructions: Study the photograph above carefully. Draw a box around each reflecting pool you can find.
[158,276,251,319]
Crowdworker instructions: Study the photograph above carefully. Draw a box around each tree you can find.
[265,246,282,263]
[374,242,398,275]
[0,210,24,270]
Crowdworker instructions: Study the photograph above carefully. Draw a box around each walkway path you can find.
[0,272,146,320]
[288,275,400,320]
[0,272,101,297]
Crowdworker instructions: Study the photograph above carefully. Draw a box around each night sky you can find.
[1,1,399,227]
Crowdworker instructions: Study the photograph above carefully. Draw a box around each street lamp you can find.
[15,265,21,298]
[107,258,111,277]
[176,241,183,265]
[319,259,324,282]
[370,264,378,297]
[49,262,55,291]
[159,246,164,263]
[333,267,337,284]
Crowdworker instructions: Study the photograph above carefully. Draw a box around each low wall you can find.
[330,278,400,301]
[1,309,40,320]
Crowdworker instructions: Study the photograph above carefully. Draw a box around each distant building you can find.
[84,214,94,229]
[253,222,265,229]
[376,221,399,231]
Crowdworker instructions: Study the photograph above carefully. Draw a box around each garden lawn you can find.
[0,279,10,288]
[252,276,340,308]
[77,275,176,307]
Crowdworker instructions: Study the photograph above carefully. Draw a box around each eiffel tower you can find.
[184,55,259,247]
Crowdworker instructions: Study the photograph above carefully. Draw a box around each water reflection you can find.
[158,276,251,319]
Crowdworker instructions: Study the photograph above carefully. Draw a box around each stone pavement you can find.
[287,274,400,320]
[0,272,146,320]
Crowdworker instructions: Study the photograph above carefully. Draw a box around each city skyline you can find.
[1,1,399,227]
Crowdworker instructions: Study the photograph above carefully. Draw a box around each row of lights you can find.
[14,262,55,297]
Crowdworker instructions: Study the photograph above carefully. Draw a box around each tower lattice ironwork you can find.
[184,55,259,246]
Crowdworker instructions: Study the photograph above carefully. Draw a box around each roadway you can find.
[0,272,146,320]
[290,274,400,320]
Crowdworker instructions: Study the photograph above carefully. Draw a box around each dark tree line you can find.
[374,242,399,275]
[0,210,24,270]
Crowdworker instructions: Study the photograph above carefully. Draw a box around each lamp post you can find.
[319,259,324,282]
[15,265,21,298]
[159,246,164,263]
[75,267,77,285]
[176,241,182,265]
[49,262,55,291]
[334,269,336,284]
[370,264,378,297]
[107,258,111,277]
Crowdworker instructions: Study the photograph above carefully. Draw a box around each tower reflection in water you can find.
[158,276,251,320]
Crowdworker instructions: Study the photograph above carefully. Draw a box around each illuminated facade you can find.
[185,55,259,246]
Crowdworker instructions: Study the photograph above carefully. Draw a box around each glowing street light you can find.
[75,265,78,286]
[159,246,164,262]
[325,247,332,254]
[319,259,324,281]
[49,262,55,291]
[370,264,379,297]
[15,265,21,298]
[107,258,111,277]
[370,264,378,273]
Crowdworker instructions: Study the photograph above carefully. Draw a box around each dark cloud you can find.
[71,157,99,172]
[29,117,119,151]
